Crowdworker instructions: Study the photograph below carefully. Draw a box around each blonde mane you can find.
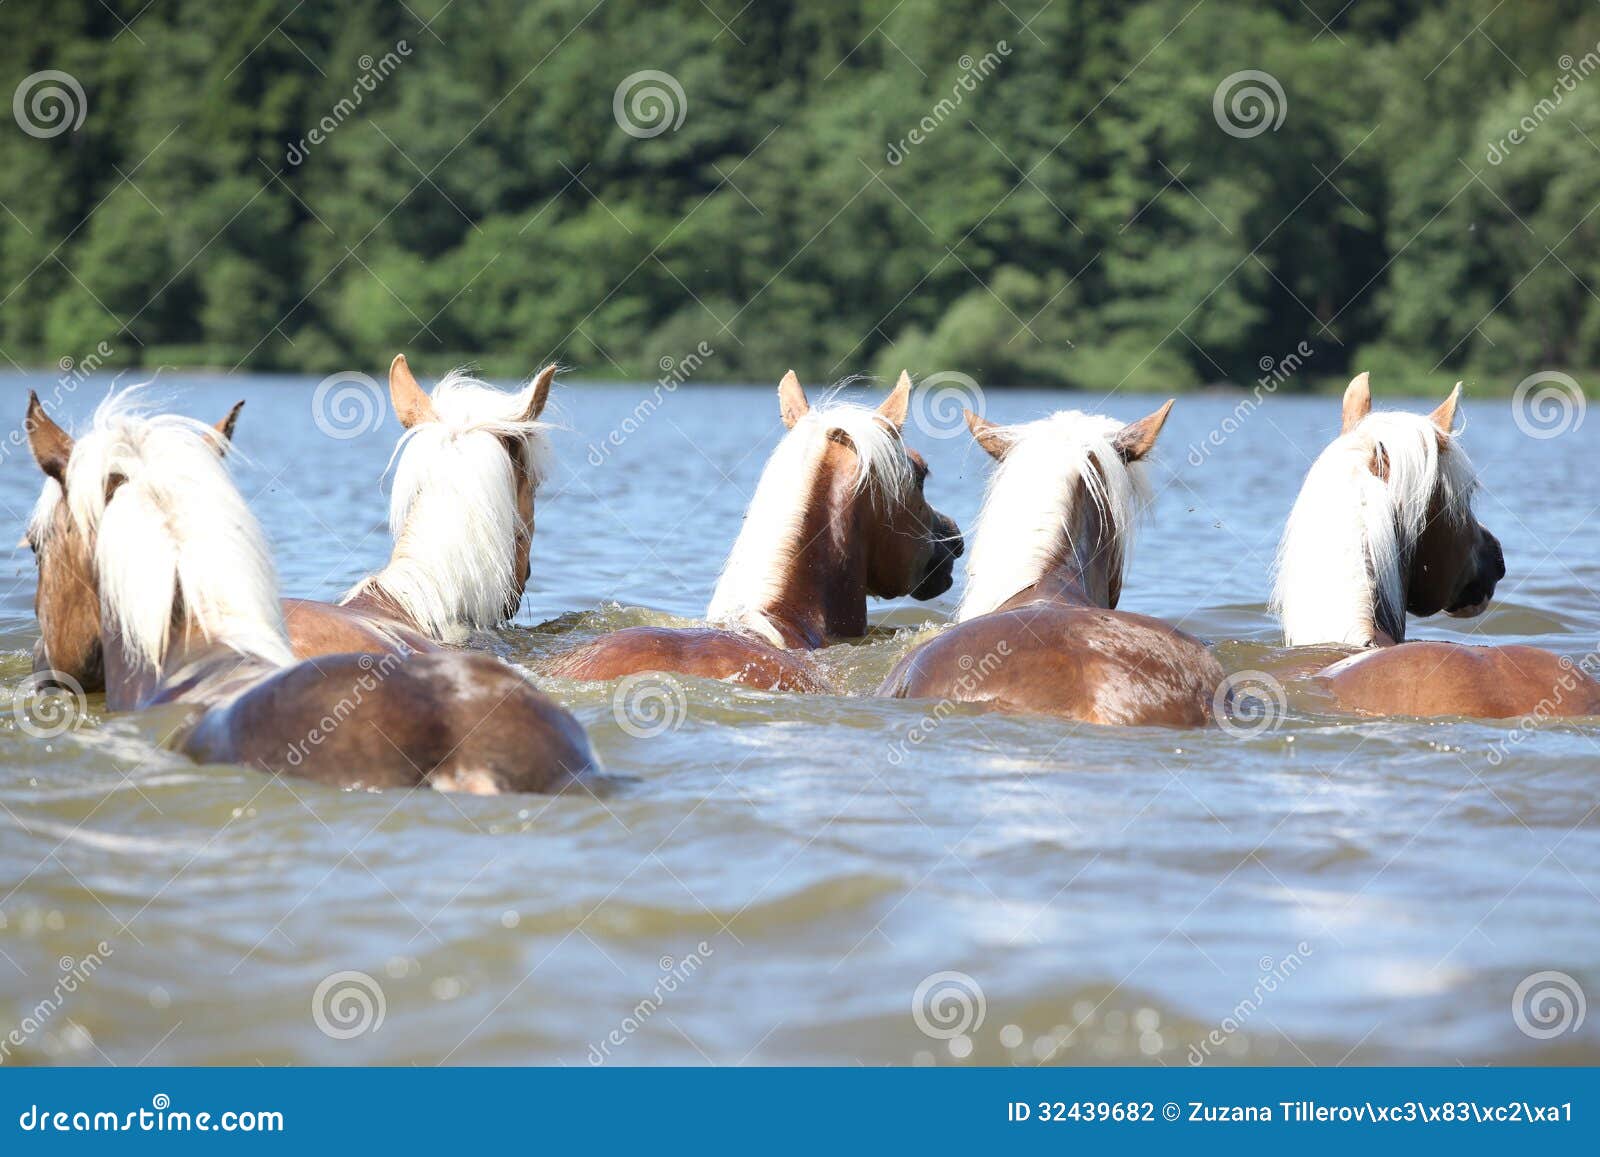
[345,369,554,640]
[957,411,1152,621]
[1272,410,1477,647]
[46,393,291,671]
[707,400,914,645]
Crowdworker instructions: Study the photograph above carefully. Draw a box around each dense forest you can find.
[2,0,1598,390]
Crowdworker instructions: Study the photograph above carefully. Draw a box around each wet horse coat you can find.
[880,402,1223,726]
[549,371,962,691]
[1273,374,1598,718]
[24,392,594,794]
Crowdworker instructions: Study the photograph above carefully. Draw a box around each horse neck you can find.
[354,480,528,640]
[342,577,426,632]
[749,460,869,649]
[1276,464,1408,649]
[100,613,273,712]
[995,485,1121,614]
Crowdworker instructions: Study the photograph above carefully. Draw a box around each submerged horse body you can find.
[879,402,1223,726]
[549,371,962,692]
[282,353,558,659]
[1273,373,1599,718]
[25,392,594,794]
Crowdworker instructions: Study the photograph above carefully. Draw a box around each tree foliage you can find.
[1,0,1597,389]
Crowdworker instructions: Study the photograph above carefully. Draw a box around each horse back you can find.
[1319,641,1600,719]
[281,598,442,661]
[880,605,1222,727]
[183,651,595,794]
[547,626,832,692]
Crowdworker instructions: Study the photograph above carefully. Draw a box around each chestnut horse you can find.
[281,353,558,658]
[1273,373,1600,718]
[879,402,1224,726]
[549,371,963,691]
[24,392,594,794]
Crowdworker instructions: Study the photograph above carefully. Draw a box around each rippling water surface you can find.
[1,373,1597,1066]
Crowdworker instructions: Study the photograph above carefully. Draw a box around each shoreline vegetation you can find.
[3,363,1590,399]
[3,2,1598,392]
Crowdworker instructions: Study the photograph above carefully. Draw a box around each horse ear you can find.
[1429,382,1461,440]
[521,364,557,423]
[1113,398,1175,463]
[389,353,438,428]
[877,371,911,429]
[966,409,1010,460]
[1341,372,1372,434]
[778,370,809,429]
[213,400,245,454]
[25,391,72,485]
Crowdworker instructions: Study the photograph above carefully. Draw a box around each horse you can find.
[1272,372,1600,718]
[548,371,963,692]
[280,353,558,658]
[878,401,1225,726]
[23,391,595,794]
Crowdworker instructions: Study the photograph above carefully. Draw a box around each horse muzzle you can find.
[1447,531,1505,618]
[911,519,964,601]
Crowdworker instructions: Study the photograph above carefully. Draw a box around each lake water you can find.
[1,372,1596,1066]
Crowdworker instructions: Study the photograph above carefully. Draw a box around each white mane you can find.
[48,393,291,671]
[957,411,1152,621]
[1272,410,1476,647]
[707,400,914,645]
[346,369,554,640]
